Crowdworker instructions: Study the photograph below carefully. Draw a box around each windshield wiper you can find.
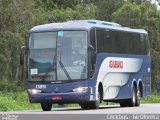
[59,60,71,80]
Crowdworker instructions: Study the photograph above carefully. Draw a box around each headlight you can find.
[28,89,42,94]
[73,87,88,92]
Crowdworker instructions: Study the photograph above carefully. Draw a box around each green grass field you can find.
[141,93,160,103]
[0,91,40,111]
[0,91,160,111]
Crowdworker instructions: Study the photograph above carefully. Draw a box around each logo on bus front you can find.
[109,60,123,69]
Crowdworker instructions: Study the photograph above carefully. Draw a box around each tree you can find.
[93,0,125,21]
[112,1,160,92]
[0,0,160,93]
[0,0,48,82]
[0,0,97,83]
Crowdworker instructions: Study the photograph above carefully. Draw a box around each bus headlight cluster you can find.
[73,87,88,92]
[28,89,42,94]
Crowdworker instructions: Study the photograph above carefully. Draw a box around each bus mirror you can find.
[88,45,95,51]
[20,46,26,65]
[88,45,96,60]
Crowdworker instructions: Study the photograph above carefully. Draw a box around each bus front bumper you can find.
[28,91,90,104]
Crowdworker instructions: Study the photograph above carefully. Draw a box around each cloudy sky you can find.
[151,0,160,10]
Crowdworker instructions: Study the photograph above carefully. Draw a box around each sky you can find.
[151,0,160,10]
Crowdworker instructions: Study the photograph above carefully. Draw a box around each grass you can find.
[141,93,160,104]
[0,90,81,111]
[0,91,160,111]
[0,91,40,111]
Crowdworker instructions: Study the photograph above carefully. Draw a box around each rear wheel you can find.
[135,88,141,106]
[41,103,52,111]
[120,85,140,107]
[120,100,128,107]
[128,85,137,107]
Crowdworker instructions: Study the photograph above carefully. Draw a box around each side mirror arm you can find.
[20,46,27,65]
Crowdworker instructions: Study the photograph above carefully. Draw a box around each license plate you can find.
[52,96,62,100]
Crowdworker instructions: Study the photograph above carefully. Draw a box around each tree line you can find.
[0,0,160,92]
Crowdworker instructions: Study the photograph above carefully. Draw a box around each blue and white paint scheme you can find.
[26,20,151,110]
[96,57,143,100]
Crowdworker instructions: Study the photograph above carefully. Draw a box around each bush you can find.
[0,79,25,92]
[0,91,40,111]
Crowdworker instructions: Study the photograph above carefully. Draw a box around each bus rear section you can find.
[89,26,151,108]
[93,53,151,107]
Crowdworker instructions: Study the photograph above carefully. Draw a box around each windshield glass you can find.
[28,31,88,81]
[29,32,56,81]
[57,31,88,80]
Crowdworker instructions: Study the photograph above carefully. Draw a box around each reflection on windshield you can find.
[29,31,87,81]
[29,32,56,81]
[30,49,55,72]
[57,31,87,80]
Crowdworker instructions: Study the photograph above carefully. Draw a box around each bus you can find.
[20,20,151,111]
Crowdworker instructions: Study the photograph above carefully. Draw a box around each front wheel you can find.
[88,101,99,109]
[89,89,101,109]
[79,103,89,110]
[41,103,52,111]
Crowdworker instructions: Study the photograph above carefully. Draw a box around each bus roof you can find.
[30,20,147,34]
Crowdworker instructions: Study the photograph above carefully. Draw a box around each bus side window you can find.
[140,34,146,54]
[104,29,112,53]
[145,35,149,54]
[134,33,143,55]
[96,28,104,53]
[96,28,112,53]
[90,28,97,77]
[141,34,148,55]
[90,28,97,52]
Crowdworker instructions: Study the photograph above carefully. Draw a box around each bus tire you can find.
[135,88,141,106]
[120,100,128,107]
[88,101,99,109]
[128,85,137,107]
[88,89,101,109]
[79,103,89,110]
[41,103,52,111]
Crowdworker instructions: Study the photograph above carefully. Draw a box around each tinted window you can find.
[90,28,97,52]
[133,33,148,54]
[96,28,113,53]
[145,35,149,54]
[95,28,148,55]
[111,31,134,54]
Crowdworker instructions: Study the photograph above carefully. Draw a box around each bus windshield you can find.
[29,31,88,81]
